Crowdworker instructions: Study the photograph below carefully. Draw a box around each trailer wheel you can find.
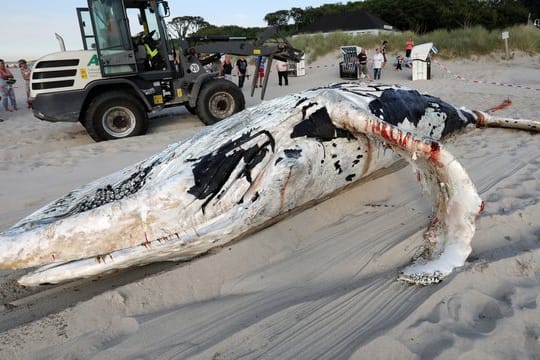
[84,91,148,142]
[196,79,245,125]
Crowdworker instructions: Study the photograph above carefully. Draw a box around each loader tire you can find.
[196,79,245,125]
[84,91,148,142]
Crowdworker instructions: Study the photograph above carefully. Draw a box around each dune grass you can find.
[289,25,540,62]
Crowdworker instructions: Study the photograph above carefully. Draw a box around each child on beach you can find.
[395,55,404,70]
[256,56,265,88]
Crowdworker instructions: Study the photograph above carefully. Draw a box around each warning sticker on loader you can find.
[153,95,164,105]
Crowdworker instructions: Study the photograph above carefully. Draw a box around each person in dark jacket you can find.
[356,48,371,81]
[235,56,248,88]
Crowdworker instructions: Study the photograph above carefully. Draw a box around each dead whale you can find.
[0,82,537,286]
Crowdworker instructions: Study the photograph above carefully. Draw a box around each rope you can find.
[433,59,540,92]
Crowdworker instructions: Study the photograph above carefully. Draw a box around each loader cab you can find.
[78,0,173,76]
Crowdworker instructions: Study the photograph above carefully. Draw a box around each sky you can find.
[1,0,339,61]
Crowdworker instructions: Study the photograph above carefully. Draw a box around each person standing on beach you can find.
[235,56,248,88]
[0,59,17,112]
[221,55,233,81]
[357,48,370,80]
[254,56,265,88]
[380,40,388,68]
[275,60,289,86]
[372,48,384,80]
[395,55,404,71]
[405,37,414,58]
[18,59,31,108]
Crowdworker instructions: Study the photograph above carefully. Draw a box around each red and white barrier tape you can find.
[303,60,539,92]
[433,60,540,92]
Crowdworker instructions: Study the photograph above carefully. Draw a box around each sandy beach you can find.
[0,51,539,359]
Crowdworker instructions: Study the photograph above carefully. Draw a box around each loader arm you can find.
[184,27,303,99]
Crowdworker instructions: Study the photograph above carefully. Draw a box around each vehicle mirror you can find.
[158,1,170,17]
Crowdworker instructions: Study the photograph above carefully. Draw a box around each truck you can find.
[30,0,303,141]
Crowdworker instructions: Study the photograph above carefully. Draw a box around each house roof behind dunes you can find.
[299,10,393,34]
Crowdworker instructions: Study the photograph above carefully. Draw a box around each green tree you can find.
[168,16,210,39]
[487,0,530,28]
[303,6,324,26]
[264,10,290,26]
[289,7,306,31]
[520,0,540,18]
[438,0,486,29]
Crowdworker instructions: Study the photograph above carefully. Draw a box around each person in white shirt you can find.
[275,60,289,86]
[372,48,384,80]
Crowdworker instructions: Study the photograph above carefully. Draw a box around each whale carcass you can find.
[1,83,538,286]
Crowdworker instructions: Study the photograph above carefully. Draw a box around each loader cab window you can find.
[126,8,161,44]
[77,8,96,50]
[128,6,169,72]
[89,0,136,75]
[92,0,131,50]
